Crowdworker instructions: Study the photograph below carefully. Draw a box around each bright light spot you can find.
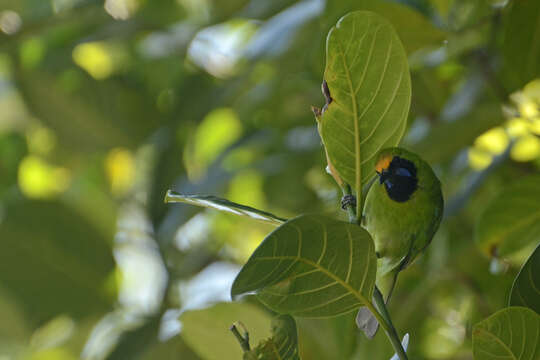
[27,126,56,155]
[72,42,113,80]
[19,37,46,69]
[0,10,21,35]
[105,147,135,196]
[468,148,492,171]
[511,135,540,162]
[174,213,210,251]
[227,170,265,209]
[529,118,540,135]
[18,156,71,199]
[104,0,140,20]
[30,315,75,350]
[114,204,168,314]
[178,262,240,311]
[523,78,540,102]
[506,117,530,138]
[184,108,243,180]
[519,100,539,118]
[187,19,257,78]
[474,126,509,154]
[28,347,76,360]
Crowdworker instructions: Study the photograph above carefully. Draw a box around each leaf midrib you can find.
[255,255,371,305]
[336,38,361,209]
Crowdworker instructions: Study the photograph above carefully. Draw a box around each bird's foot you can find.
[341,194,356,210]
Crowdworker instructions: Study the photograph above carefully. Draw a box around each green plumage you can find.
[363,147,444,279]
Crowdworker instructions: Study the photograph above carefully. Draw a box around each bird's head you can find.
[374,151,418,203]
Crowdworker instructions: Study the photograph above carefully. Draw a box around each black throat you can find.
[379,156,418,202]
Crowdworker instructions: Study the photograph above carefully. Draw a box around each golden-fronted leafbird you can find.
[357,147,444,337]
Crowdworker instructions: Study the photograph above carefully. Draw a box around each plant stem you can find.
[341,182,408,360]
[373,286,408,360]
[341,184,357,223]
[230,324,250,352]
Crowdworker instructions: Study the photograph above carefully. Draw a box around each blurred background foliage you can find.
[0,0,539,359]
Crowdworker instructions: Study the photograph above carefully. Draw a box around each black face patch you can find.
[378,156,418,202]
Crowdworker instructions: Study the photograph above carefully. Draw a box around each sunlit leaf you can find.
[244,315,300,360]
[231,214,377,317]
[475,174,540,257]
[180,302,272,360]
[165,190,286,225]
[509,243,540,313]
[318,11,410,212]
[472,307,540,360]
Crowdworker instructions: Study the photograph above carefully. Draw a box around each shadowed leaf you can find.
[475,174,540,257]
[244,315,300,360]
[231,214,377,317]
[510,243,540,313]
[473,307,540,360]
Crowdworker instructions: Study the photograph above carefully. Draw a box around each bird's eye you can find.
[395,167,413,178]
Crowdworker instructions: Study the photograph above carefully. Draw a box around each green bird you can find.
[356,147,444,337]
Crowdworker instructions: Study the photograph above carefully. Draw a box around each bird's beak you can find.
[378,169,390,184]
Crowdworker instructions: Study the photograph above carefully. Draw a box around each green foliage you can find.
[502,0,540,91]
[509,243,540,313]
[472,307,540,360]
[1,0,540,359]
[0,200,115,325]
[475,174,540,257]
[317,11,410,213]
[180,303,272,360]
[232,214,377,317]
[244,315,300,360]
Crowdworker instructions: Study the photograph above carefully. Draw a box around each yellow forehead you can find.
[375,155,392,173]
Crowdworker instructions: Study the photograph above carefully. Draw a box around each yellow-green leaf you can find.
[318,11,411,213]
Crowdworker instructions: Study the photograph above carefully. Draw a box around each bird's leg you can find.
[341,194,357,210]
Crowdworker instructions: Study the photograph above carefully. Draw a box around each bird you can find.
[357,147,444,337]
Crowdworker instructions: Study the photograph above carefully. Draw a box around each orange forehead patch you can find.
[375,155,392,173]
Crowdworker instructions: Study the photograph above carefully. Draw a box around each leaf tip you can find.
[164,189,174,204]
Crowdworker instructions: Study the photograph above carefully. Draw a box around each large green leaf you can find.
[231,214,377,317]
[502,0,540,91]
[475,174,540,257]
[164,190,286,225]
[180,302,272,360]
[509,243,540,313]
[473,307,540,360]
[317,11,411,212]
[244,315,300,360]
[0,200,115,325]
